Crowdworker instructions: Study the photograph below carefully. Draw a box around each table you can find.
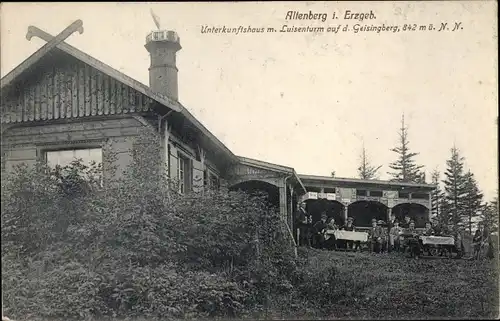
[324,230,368,242]
[420,236,455,246]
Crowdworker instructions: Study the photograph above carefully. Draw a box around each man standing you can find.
[388,213,397,229]
[484,226,495,259]
[387,213,397,253]
[473,225,484,260]
[473,223,492,260]
[369,219,384,253]
[295,202,312,247]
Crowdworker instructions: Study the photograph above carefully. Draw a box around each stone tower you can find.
[144,30,181,101]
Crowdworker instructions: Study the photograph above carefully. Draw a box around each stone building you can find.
[1,25,435,246]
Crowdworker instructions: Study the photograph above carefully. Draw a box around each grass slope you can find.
[290,248,499,320]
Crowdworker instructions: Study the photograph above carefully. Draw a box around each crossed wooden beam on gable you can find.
[1,20,84,89]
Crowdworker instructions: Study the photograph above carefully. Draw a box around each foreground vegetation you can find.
[2,133,498,320]
[4,246,498,320]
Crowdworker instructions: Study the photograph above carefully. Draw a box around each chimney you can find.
[145,30,181,101]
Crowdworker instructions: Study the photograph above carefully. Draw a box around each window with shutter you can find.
[192,159,204,192]
[178,154,191,194]
[209,173,220,190]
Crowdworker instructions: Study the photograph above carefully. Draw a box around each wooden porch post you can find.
[279,186,287,222]
[164,123,170,172]
[428,192,432,222]
[289,186,294,229]
[280,184,298,258]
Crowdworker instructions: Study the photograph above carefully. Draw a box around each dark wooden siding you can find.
[1,55,152,124]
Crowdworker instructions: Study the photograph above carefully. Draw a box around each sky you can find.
[1,1,498,200]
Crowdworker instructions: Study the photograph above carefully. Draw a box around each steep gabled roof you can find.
[0,34,238,163]
[1,35,181,112]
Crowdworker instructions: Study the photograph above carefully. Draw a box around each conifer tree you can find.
[481,193,499,233]
[388,114,425,183]
[438,197,452,227]
[430,169,445,222]
[420,172,427,184]
[357,143,382,180]
[462,170,484,234]
[442,146,468,228]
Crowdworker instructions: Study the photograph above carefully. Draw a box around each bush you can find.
[1,131,297,320]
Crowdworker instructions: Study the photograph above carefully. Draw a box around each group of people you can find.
[295,201,424,253]
[367,214,434,254]
[385,216,462,257]
[294,202,495,259]
[295,202,359,250]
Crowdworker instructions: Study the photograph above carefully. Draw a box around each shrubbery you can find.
[1,132,299,320]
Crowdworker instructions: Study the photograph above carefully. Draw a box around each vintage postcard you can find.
[1,1,498,320]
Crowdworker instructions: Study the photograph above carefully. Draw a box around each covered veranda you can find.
[347,200,388,228]
[229,180,280,211]
[391,202,430,228]
[227,157,307,244]
[296,175,436,231]
[305,198,345,227]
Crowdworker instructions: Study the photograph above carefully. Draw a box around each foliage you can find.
[387,114,426,183]
[441,146,485,234]
[357,143,382,180]
[462,170,484,234]
[482,194,499,233]
[430,169,445,225]
[442,146,468,227]
[1,130,296,320]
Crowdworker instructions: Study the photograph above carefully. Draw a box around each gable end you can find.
[1,51,155,124]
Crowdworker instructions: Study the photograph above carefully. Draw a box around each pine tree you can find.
[388,114,425,183]
[482,193,499,232]
[430,169,445,223]
[438,197,452,227]
[462,170,484,234]
[420,172,427,184]
[442,146,468,228]
[357,143,382,180]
